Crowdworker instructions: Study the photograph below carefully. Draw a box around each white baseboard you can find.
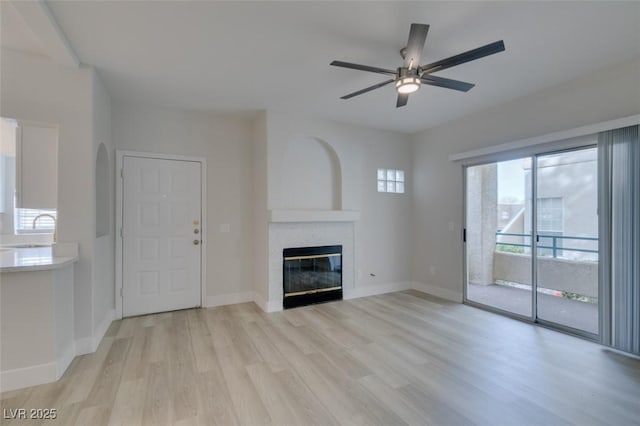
[206,291,255,308]
[264,299,282,313]
[76,309,116,356]
[1,308,113,392]
[75,337,93,356]
[344,281,413,300]
[56,341,76,380]
[253,292,282,313]
[92,309,116,352]
[0,362,56,393]
[254,281,413,313]
[253,292,267,312]
[411,282,463,303]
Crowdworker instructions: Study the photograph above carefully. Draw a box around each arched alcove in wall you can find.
[280,137,342,210]
[95,143,109,237]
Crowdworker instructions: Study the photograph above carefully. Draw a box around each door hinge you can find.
[120,168,123,179]
[463,228,467,243]
[120,287,123,298]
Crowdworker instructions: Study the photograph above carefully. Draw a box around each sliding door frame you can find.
[462,161,534,324]
[531,155,539,323]
[463,143,601,342]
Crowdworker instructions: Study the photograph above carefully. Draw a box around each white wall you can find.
[1,48,96,341]
[252,112,268,303]
[278,137,341,210]
[265,112,413,290]
[91,70,115,340]
[411,56,640,300]
[111,103,255,301]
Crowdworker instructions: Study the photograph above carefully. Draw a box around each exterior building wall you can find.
[466,164,497,285]
[524,147,598,261]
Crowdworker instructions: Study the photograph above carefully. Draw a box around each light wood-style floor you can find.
[2,290,639,425]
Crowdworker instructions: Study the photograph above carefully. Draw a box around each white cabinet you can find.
[16,123,58,209]
[1,263,75,391]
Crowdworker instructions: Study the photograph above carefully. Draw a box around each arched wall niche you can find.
[279,137,342,210]
[95,143,109,237]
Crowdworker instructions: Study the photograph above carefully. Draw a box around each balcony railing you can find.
[495,232,598,258]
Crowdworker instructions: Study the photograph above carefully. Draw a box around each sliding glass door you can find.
[535,147,599,334]
[464,146,599,338]
[465,157,532,318]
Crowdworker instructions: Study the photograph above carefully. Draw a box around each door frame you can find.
[115,150,207,320]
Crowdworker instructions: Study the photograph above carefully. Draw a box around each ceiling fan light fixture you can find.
[330,23,505,107]
[395,76,421,94]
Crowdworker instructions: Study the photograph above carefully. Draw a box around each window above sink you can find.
[15,208,57,234]
[1,117,58,239]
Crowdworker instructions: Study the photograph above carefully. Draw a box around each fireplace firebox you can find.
[283,245,343,309]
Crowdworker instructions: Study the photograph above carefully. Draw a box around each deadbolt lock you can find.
[193,240,200,245]
[194,229,200,234]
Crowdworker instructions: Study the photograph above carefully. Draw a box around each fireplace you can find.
[283,245,343,309]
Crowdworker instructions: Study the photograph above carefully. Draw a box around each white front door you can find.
[122,156,202,317]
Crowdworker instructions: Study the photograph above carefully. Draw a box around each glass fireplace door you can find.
[283,245,343,309]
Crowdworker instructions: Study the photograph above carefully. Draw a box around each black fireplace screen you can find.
[283,245,342,308]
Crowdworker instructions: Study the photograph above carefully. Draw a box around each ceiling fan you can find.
[330,23,505,107]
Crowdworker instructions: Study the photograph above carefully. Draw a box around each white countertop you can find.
[0,245,78,273]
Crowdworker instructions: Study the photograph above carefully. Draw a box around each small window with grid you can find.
[377,168,405,194]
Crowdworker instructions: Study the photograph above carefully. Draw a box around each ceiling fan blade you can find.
[340,79,395,100]
[330,60,396,76]
[404,23,430,69]
[420,40,505,74]
[421,75,475,92]
[396,93,409,108]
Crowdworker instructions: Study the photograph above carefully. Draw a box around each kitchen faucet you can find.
[32,213,57,243]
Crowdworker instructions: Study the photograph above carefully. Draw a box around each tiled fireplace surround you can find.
[267,219,355,312]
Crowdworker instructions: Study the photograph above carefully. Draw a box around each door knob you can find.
[193,240,200,245]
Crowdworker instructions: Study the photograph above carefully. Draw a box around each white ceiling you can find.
[4,1,640,133]
[1,1,47,57]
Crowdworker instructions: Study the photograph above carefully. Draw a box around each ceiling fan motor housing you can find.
[397,67,420,78]
[395,67,421,94]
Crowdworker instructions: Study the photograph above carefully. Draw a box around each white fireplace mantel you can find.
[268,209,360,223]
